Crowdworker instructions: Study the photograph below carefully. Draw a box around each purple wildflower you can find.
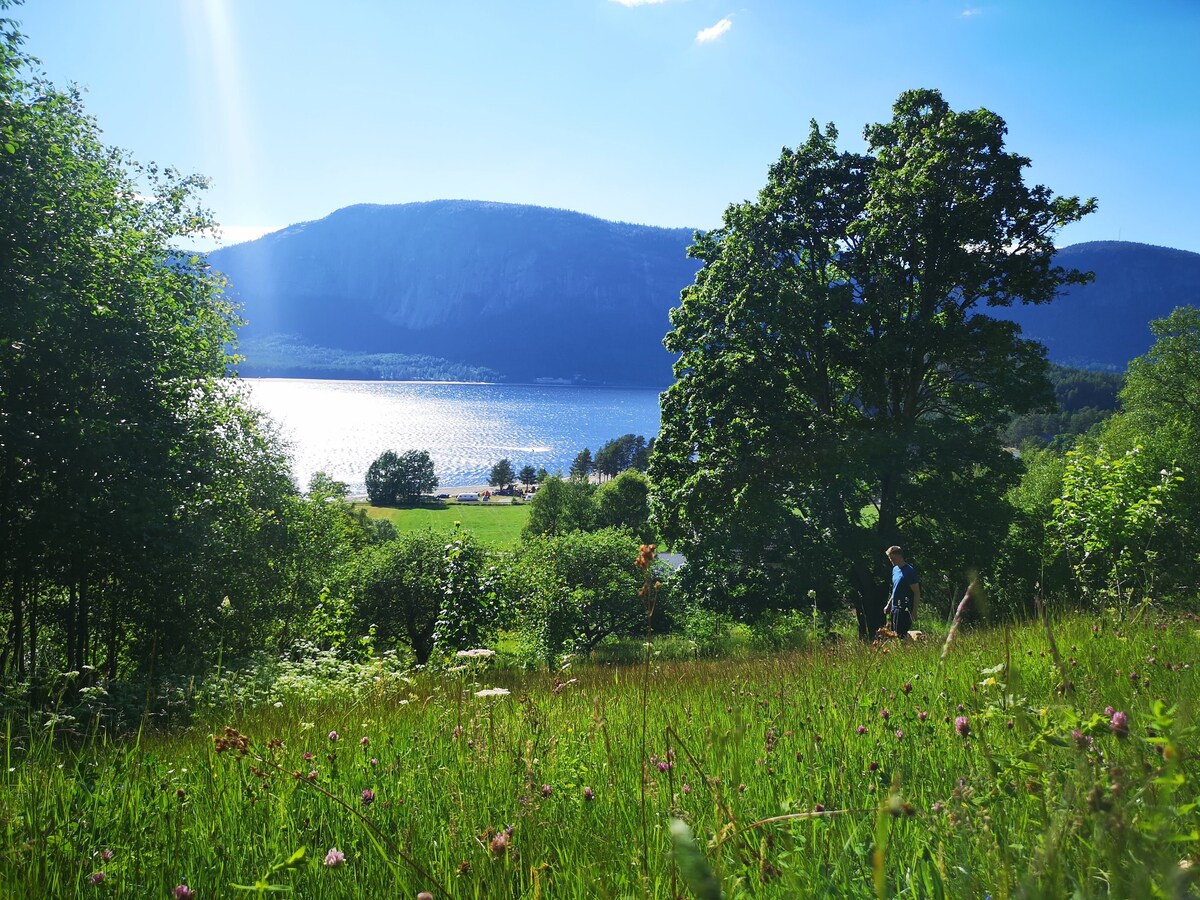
[173,885,196,900]
[541,784,552,798]
[895,729,904,740]
[857,725,867,735]
[954,716,970,737]
[1110,710,1129,737]
[360,736,370,748]
[361,788,375,805]
[880,709,890,721]
[324,848,346,868]
[328,731,339,742]
[88,872,105,886]
[583,786,594,801]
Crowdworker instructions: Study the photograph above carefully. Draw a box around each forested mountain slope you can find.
[211,205,1200,384]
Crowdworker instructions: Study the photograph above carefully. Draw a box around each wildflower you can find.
[813,803,825,812]
[328,731,339,742]
[456,648,497,659]
[955,716,971,737]
[1110,710,1129,738]
[903,682,913,695]
[173,885,196,900]
[583,786,594,801]
[418,893,435,900]
[895,729,904,740]
[99,849,114,862]
[360,736,369,748]
[932,801,944,813]
[856,725,867,735]
[918,711,928,722]
[1104,706,1115,716]
[452,725,464,739]
[324,848,346,868]
[738,783,746,793]
[361,788,376,805]
[303,752,314,761]
[490,831,510,856]
[541,784,552,798]
[657,760,670,772]
[474,687,511,698]
[88,872,105,886]
[869,761,879,772]
[681,783,691,795]
[370,758,378,767]
[1072,728,1090,748]
[879,709,890,721]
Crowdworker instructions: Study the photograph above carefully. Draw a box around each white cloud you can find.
[696,16,732,44]
[960,8,983,16]
[609,0,669,5]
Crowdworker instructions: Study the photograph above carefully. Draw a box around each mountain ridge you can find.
[209,202,1200,385]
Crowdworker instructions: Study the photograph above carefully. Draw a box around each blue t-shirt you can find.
[890,563,920,609]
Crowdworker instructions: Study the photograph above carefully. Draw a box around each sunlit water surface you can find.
[243,379,663,494]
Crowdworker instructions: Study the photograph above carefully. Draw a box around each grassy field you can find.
[357,501,530,547]
[2,613,1197,897]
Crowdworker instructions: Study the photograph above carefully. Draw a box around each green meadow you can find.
[358,501,530,548]
[3,614,1196,898]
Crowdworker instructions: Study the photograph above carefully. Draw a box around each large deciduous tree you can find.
[365,449,438,505]
[651,89,1095,635]
[0,11,298,680]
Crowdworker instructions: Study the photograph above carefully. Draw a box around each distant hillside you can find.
[210,201,701,387]
[996,241,1200,370]
[210,204,1200,385]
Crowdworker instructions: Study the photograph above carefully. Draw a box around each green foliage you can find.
[593,469,655,543]
[995,443,1070,613]
[511,528,644,667]
[1053,445,1181,609]
[489,457,515,491]
[593,433,652,478]
[1003,364,1123,446]
[339,529,505,664]
[364,449,438,506]
[0,17,303,682]
[518,464,538,487]
[522,475,596,538]
[569,448,593,481]
[652,88,1095,633]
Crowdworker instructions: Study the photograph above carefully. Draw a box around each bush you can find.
[510,528,644,667]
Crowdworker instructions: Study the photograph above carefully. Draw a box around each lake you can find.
[243,379,664,494]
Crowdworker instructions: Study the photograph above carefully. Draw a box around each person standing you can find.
[883,546,921,638]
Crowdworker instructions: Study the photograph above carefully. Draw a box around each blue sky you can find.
[11,0,1200,252]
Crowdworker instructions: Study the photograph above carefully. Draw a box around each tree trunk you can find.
[851,560,885,639]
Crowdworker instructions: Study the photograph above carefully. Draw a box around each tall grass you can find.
[1,614,1196,897]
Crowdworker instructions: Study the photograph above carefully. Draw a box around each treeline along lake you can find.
[243,379,663,494]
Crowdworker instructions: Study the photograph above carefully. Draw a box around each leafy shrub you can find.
[510,528,643,667]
